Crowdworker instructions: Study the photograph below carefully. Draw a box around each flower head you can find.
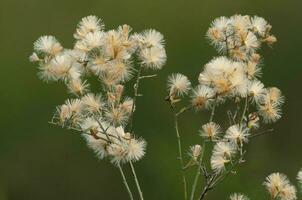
[200,122,221,140]
[167,73,191,96]
[34,35,63,55]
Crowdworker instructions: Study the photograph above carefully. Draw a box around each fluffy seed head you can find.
[200,122,221,140]
[167,73,191,96]
[34,35,63,55]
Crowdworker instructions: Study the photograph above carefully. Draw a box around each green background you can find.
[0,0,301,199]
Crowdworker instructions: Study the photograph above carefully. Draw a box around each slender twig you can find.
[240,97,248,124]
[190,140,206,200]
[118,164,134,200]
[139,74,157,80]
[129,161,144,200]
[191,101,216,200]
[249,128,274,139]
[173,109,188,200]
[128,66,143,132]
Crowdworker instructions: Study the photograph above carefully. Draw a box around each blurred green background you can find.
[0,0,302,199]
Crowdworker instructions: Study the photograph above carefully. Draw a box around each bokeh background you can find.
[0,0,302,199]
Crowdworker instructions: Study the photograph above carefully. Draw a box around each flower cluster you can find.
[30,15,166,165]
[166,15,285,200]
[230,169,302,200]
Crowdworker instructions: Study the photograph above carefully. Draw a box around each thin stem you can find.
[128,66,143,132]
[129,161,144,200]
[249,128,274,139]
[173,110,188,200]
[190,141,206,200]
[139,74,157,80]
[240,97,248,124]
[198,174,217,200]
[118,164,134,200]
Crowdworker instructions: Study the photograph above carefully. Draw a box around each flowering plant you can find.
[30,14,301,200]
[30,15,166,200]
[166,15,301,200]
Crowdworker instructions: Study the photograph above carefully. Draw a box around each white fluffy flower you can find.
[189,145,202,161]
[125,138,146,162]
[139,46,167,69]
[212,142,235,158]
[34,35,63,55]
[74,15,104,39]
[191,85,215,109]
[199,57,247,97]
[167,73,191,96]
[244,32,260,50]
[67,79,89,95]
[264,173,297,200]
[248,80,265,102]
[200,122,221,140]
[252,16,269,37]
[224,124,249,147]
[139,29,165,48]
[210,154,229,173]
[81,93,103,113]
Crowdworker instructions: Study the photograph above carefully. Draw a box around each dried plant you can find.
[165,14,299,200]
[30,15,166,200]
[29,14,300,200]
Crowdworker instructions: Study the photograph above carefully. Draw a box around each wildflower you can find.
[246,60,262,79]
[212,142,235,158]
[139,46,167,69]
[48,53,81,81]
[74,15,104,39]
[210,154,229,173]
[251,16,269,37]
[264,173,297,200]
[189,145,202,161]
[191,85,215,109]
[248,80,265,102]
[125,138,146,162]
[67,79,89,95]
[34,35,63,55]
[81,31,104,51]
[199,57,247,97]
[139,29,165,48]
[257,100,282,123]
[200,122,221,140]
[105,107,128,126]
[229,193,249,200]
[120,98,134,114]
[81,93,103,113]
[167,73,191,96]
[224,124,249,147]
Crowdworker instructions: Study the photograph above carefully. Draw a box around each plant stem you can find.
[240,97,248,124]
[192,102,216,200]
[190,141,206,200]
[129,161,144,200]
[118,164,134,200]
[173,111,188,200]
[128,66,143,133]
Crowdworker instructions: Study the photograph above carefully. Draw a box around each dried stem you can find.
[118,164,134,200]
[173,107,188,200]
[128,66,143,132]
[190,140,206,200]
[129,160,144,200]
